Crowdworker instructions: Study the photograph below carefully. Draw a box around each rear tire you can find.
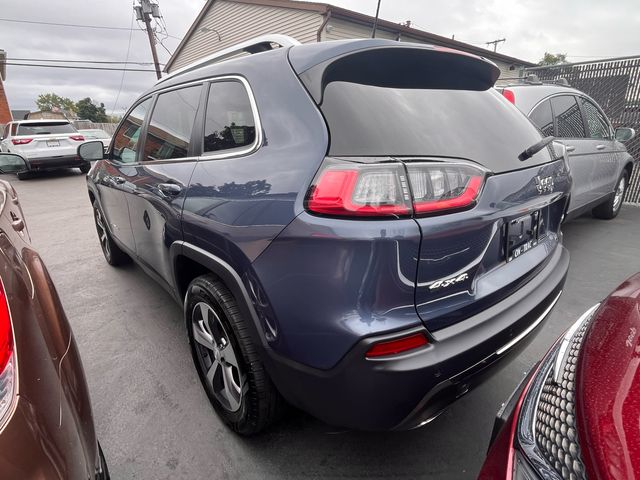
[79,163,91,174]
[186,274,283,435]
[592,171,628,219]
[92,202,130,266]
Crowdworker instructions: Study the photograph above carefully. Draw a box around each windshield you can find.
[17,122,76,135]
[320,82,551,173]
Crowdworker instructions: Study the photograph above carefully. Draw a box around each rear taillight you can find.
[11,138,32,145]
[305,158,485,218]
[306,160,412,217]
[0,281,15,425]
[366,332,429,358]
[407,164,485,215]
[501,88,516,104]
[70,135,85,141]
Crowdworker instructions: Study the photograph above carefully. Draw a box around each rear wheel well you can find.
[174,254,218,301]
[624,162,634,179]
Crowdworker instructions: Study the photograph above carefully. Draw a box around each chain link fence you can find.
[527,56,640,204]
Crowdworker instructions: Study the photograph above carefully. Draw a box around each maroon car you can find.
[480,273,640,480]
[0,155,109,479]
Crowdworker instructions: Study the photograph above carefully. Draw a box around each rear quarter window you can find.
[529,100,554,137]
[203,81,256,155]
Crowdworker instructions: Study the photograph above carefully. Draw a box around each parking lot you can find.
[8,169,640,479]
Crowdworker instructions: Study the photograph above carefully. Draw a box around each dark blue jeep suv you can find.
[80,36,571,435]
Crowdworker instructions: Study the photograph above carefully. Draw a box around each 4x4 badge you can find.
[429,273,469,291]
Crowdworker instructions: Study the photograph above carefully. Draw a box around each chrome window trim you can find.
[198,75,262,161]
[528,92,614,141]
[108,75,261,166]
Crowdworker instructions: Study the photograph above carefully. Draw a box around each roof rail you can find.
[496,74,571,87]
[158,34,301,84]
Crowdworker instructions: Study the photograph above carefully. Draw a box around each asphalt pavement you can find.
[8,169,640,479]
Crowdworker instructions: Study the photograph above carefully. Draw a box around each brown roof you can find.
[166,0,535,71]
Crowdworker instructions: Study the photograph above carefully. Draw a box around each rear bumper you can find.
[264,244,569,431]
[26,155,86,170]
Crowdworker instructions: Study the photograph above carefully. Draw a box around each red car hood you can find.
[577,273,640,480]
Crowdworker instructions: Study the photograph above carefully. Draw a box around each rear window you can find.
[320,83,552,172]
[17,122,75,135]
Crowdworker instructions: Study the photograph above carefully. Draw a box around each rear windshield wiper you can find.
[519,136,555,162]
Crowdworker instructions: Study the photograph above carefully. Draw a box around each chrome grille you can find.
[534,321,589,480]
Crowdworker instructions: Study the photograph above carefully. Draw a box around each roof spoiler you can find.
[159,34,300,84]
[290,42,500,104]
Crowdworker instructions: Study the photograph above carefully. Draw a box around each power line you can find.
[0,17,182,40]
[7,57,162,65]
[113,4,137,116]
[4,62,156,72]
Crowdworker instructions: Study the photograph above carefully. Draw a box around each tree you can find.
[538,52,568,66]
[35,93,76,114]
[76,97,108,123]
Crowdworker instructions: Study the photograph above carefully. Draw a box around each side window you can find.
[529,100,554,137]
[112,99,151,163]
[580,98,611,139]
[203,81,256,154]
[10,124,17,136]
[142,85,201,162]
[550,95,586,138]
[1,124,9,139]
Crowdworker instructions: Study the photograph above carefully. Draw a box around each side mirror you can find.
[615,127,636,142]
[0,153,28,174]
[78,141,105,161]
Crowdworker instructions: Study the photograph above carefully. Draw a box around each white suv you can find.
[0,120,91,179]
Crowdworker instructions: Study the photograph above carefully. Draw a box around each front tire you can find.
[92,202,130,266]
[593,171,628,219]
[186,275,283,435]
[16,170,32,180]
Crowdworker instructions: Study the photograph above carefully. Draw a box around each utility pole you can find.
[371,0,382,38]
[485,38,506,52]
[135,0,162,79]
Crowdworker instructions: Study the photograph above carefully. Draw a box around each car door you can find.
[577,96,618,200]
[123,84,202,287]
[548,94,595,211]
[96,99,152,252]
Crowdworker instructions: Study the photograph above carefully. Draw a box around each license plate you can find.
[46,140,60,147]
[506,210,540,262]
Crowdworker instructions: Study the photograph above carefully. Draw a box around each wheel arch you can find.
[170,241,270,349]
[624,160,634,179]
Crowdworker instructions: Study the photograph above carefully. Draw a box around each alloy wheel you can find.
[94,207,111,259]
[192,302,245,412]
[613,176,626,212]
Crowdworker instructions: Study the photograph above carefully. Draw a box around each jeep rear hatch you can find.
[295,41,570,332]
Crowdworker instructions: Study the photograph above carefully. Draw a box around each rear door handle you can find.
[565,145,576,152]
[596,144,606,150]
[157,183,182,196]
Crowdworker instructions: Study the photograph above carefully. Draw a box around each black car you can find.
[79,35,571,435]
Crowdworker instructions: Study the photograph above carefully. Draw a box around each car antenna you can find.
[519,136,555,161]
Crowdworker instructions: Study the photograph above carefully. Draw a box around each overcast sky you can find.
[1,0,639,113]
